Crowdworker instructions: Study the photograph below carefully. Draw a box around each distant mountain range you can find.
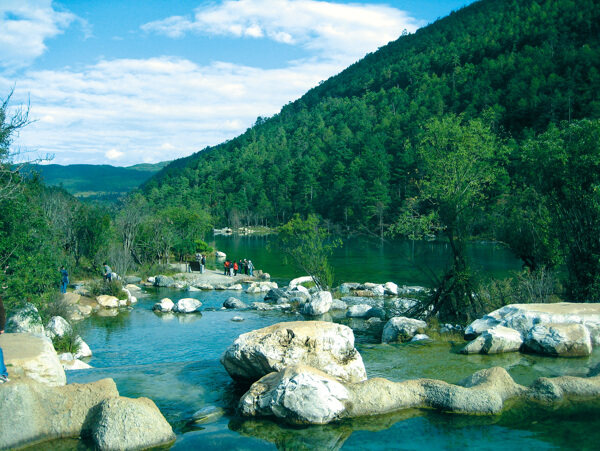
[22,161,170,200]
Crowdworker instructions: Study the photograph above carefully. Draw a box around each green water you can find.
[207,235,522,286]
[31,238,600,450]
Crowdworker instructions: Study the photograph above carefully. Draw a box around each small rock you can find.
[153,298,175,313]
[384,282,399,296]
[301,291,333,316]
[74,336,92,359]
[189,406,225,425]
[330,299,348,310]
[411,334,431,342]
[228,284,243,290]
[346,304,372,318]
[231,316,244,322]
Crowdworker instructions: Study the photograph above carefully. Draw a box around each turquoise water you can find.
[31,238,599,450]
[53,282,600,451]
[207,235,522,286]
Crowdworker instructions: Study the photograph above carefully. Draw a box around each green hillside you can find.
[143,0,600,232]
[23,162,169,199]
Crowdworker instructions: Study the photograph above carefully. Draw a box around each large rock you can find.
[382,317,427,343]
[96,295,119,309]
[5,303,44,335]
[221,321,367,383]
[154,275,175,287]
[89,397,176,450]
[174,298,202,313]
[0,377,174,450]
[464,303,600,343]
[74,336,92,359]
[45,316,72,339]
[301,291,332,316]
[153,297,175,313]
[338,282,360,294]
[461,326,523,354]
[239,365,527,424]
[525,323,592,357]
[0,378,118,449]
[240,365,349,424]
[62,292,81,304]
[0,333,66,386]
[224,297,248,309]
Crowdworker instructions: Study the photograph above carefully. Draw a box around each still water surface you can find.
[36,238,600,450]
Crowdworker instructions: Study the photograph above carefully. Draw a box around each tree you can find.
[520,120,600,300]
[275,214,341,290]
[394,114,507,323]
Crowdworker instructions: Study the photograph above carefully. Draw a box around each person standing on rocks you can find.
[103,263,112,282]
[201,254,206,274]
[0,296,9,383]
[248,260,254,276]
[59,266,69,294]
[233,260,239,276]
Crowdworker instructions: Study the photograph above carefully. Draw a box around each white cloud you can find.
[142,0,422,63]
[1,55,339,165]
[106,148,124,160]
[0,0,83,71]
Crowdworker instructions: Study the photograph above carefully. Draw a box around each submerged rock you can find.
[189,405,226,425]
[221,321,367,383]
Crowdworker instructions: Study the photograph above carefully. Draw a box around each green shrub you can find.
[88,279,128,300]
[52,326,81,354]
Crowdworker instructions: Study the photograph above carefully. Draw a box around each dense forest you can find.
[144,0,600,232]
[2,0,600,322]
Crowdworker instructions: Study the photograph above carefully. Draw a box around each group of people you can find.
[223,258,253,277]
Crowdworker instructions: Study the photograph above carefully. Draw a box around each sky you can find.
[0,0,475,166]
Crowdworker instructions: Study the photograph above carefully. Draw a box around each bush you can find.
[52,326,81,354]
[38,292,73,324]
[137,263,178,280]
[88,279,128,300]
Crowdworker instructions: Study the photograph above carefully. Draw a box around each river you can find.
[32,238,600,450]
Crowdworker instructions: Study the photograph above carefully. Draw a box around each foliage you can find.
[38,292,73,324]
[139,0,600,236]
[89,279,128,300]
[52,326,81,354]
[275,214,341,290]
[519,120,600,300]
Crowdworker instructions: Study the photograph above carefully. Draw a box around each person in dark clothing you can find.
[60,266,69,294]
[0,297,9,383]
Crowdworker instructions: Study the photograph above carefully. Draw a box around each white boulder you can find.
[152,298,175,313]
[45,316,72,339]
[221,321,367,383]
[175,298,202,313]
[525,323,592,357]
[240,365,349,424]
[346,304,372,318]
[74,336,92,359]
[96,295,119,309]
[462,326,523,354]
[382,317,427,343]
[301,291,332,316]
[384,282,399,296]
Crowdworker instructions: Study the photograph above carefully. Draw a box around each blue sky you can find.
[0,0,475,166]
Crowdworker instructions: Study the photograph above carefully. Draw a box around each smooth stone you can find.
[224,297,248,309]
[174,298,202,313]
[382,317,427,343]
[153,298,175,313]
[189,406,225,425]
[411,334,431,342]
[0,332,66,386]
[74,336,92,359]
[221,321,367,383]
[301,291,333,316]
[525,323,592,357]
[384,282,399,296]
[154,275,176,287]
[346,304,372,318]
[45,316,72,339]
[96,295,119,309]
[462,326,523,354]
[330,299,348,310]
[231,316,244,322]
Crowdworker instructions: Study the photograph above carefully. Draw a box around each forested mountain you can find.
[142,0,600,233]
[23,162,169,200]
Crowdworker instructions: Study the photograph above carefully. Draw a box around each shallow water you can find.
[36,283,600,451]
